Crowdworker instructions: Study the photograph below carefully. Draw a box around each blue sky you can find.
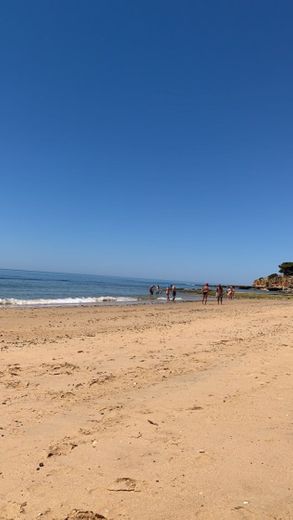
[0,0,292,283]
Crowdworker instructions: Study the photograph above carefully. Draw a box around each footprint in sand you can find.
[64,511,107,520]
[107,477,138,492]
[5,379,21,388]
[48,390,76,400]
[89,373,115,386]
[41,362,78,376]
[47,437,78,458]
[7,363,22,375]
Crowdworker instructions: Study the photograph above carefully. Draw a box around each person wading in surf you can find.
[172,284,177,302]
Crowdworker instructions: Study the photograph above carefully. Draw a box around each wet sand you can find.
[0,300,292,519]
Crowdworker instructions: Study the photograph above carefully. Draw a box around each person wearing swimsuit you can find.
[172,285,177,302]
[216,284,224,304]
[202,283,209,304]
[166,286,171,301]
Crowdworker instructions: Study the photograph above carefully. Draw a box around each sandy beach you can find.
[0,299,292,520]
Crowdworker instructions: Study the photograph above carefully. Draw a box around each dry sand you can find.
[0,300,292,520]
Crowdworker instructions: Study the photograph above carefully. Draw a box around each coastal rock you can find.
[253,274,293,291]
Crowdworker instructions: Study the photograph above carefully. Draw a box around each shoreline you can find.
[0,291,292,309]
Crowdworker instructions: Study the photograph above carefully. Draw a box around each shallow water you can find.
[0,269,200,307]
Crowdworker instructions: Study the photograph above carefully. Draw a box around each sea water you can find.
[0,269,200,307]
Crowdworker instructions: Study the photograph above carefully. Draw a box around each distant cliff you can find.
[253,273,293,291]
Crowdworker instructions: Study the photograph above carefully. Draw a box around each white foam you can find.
[0,296,138,307]
[116,297,138,302]
[95,296,117,302]
[157,297,183,301]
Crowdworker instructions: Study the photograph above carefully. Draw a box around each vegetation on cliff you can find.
[279,262,293,276]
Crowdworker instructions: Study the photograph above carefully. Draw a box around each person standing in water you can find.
[216,284,224,305]
[202,283,209,304]
[172,284,177,302]
[166,286,171,302]
[149,285,155,297]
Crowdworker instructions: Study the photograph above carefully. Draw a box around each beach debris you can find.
[64,511,107,520]
[189,405,203,411]
[92,440,97,448]
[198,449,205,454]
[107,477,137,492]
[147,419,159,426]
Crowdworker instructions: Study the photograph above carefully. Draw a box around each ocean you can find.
[0,269,200,307]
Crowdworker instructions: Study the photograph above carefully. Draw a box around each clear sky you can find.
[0,0,292,284]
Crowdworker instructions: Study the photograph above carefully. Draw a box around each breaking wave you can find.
[0,296,138,307]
